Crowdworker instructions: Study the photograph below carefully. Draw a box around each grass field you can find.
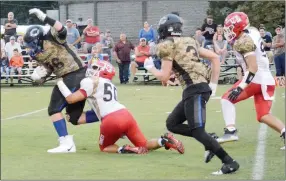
[1,81,285,180]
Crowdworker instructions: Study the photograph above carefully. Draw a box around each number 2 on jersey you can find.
[103,83,117,102]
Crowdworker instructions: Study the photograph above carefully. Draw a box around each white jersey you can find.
[80,77,125,119]
[233,27,275,86]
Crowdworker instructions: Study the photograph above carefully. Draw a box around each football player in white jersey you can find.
[216,12,285,150]
[56,61,185,154]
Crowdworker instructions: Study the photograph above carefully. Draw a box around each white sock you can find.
[158,138,163,147]
[281,128,285,135]
[221,99,236,127]
[117,147,123,153]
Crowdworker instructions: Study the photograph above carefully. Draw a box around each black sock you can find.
[214,148,233,164]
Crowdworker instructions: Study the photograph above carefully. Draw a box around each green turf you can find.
[1,83,285,180]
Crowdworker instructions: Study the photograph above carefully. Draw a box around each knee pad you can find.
[67,111,81,125]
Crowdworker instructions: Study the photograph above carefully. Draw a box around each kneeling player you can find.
[56,61,185,154]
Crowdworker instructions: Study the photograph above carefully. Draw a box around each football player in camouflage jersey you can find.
[144,14,239,175]
[24,8,99,153]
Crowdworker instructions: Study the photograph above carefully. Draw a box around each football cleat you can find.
[212,160,239,175]
[163,133,185,154]
[217,127,239,143]
[120,145,148,154]
[205,133,218,163]
[47,135,76,153]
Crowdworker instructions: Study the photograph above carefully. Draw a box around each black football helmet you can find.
[23,25,45,58]
[157,14,183,40]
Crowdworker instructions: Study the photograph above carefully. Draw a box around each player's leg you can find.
[47,68,86,153]
[76,109,100,125]
[166,101,192,137]
[185,92,239,175]
[218,81,260,143]
[254,85,285,149]
[122,109,184,154]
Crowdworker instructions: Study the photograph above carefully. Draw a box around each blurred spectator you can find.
[213,24,223,42]
[273,25,285,76]
[193,28,205,47]
[114,33,134,84]
[5,36,22,61]
[4,12,18,43]
[1,37,5,51]
[131,38,150,82]
[259,27,273,63]
[73,23,78,29]
[1,49,10,83]
[139,21,156,43]
[214,34,228,64]
[66,19,81,49]
[201,15,217,48]
[101,29,115,63]
[83,18,100,53]
[17,35,27,55]
[259,24,272,38]
[86,43,109,67]
[9,48,24,84]
[99,32,105,42]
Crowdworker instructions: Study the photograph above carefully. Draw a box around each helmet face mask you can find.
[24,25,44,58]
[223,12,250,42]
[87,61,115,80]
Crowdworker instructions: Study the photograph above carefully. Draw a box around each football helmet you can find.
[223,12,250,42]
[157,14,183,40]
[86,61,115,80]
[23,25,45,58]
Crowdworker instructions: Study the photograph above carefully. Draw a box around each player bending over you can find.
[216,12,285,150]
[56,61,184,154]
[144,14,239,175]
[23,8,100,153]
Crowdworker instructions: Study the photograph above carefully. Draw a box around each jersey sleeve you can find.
[156,38,175,61]
[49,27,66,44]
[233,35,256,57]
[80,78,94,97]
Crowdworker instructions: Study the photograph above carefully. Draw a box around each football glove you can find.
[209,82,217,96]
[228,87,243,101]
[31,66,48,81]
[144,57,155,71]
[29,8,46,22]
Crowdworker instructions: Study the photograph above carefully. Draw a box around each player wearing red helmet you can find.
[217,12,285,150]
[56,61,185,154]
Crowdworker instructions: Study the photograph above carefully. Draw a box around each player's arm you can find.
[147,58,172,82]
[145,39,173,82]
[29,8,67,39]
[235,36,258,89]
[57,78,95,104]
[198,47,220,84]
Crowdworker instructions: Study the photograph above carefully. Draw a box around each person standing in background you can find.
[4,12,18,43]
[101,30,114,63]
[273,25,285,76]
[201,15,217,48]
[193,28,205,47]
[114,33,134,84]
[66,19,81,49]
[139,22,156,43]
[259,27,273,63]
[83,18,100,53]
[4,36,22,61]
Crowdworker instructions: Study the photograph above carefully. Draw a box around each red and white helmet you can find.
[86,61,115,80]
[223,12,250,42]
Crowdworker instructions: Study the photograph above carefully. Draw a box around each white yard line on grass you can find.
[251,94,276,180]
[2,108,47,121]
